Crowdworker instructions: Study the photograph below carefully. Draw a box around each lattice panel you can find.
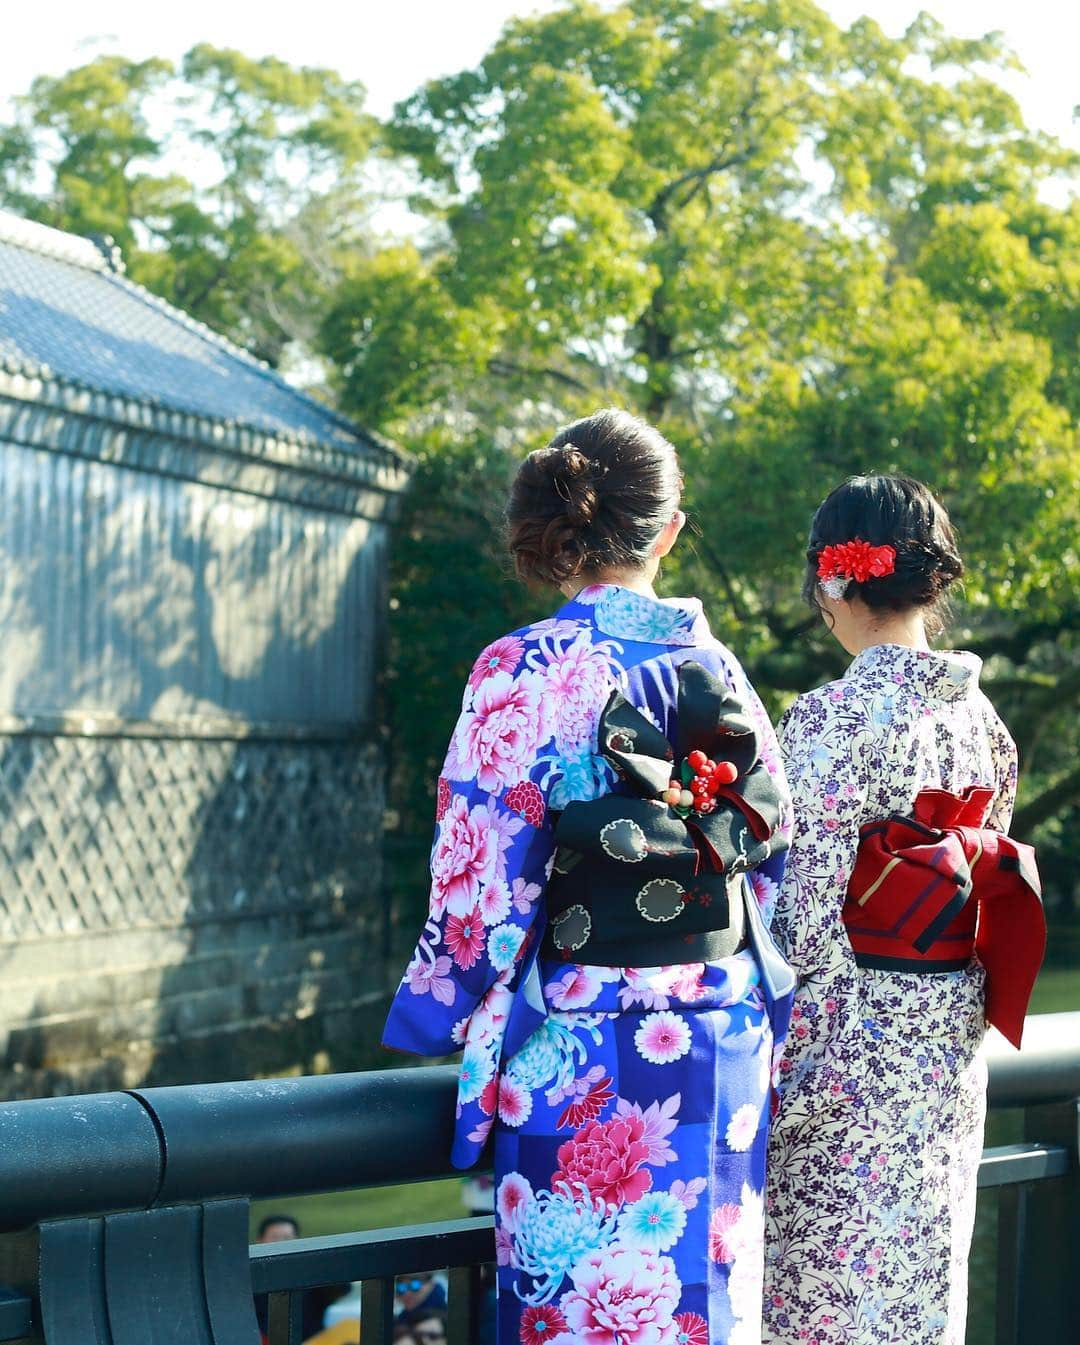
[0,734,384,940]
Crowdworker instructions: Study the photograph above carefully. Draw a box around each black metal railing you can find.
[0,1011,1076,1345]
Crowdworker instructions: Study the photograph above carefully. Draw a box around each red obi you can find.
[844,787,1046,1048]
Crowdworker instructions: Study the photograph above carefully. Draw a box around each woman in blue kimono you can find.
[383,409,795,1345]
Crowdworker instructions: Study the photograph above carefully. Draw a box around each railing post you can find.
[266,1291,304,1345]
[0,1201,261,1345]
[1016,1098,1080,1343]
[360,1277,395,1344]
[0,1230,39,1343]
[447,1263,482,1345]
[994,1182,1028,1345]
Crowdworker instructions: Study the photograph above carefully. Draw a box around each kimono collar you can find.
[846,643,983,703]
[555,583,710,647]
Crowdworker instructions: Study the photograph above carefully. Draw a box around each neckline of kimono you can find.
[845,642,984,702]
[554,582,710,646]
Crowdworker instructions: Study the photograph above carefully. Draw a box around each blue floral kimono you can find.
[383,584,794,1345]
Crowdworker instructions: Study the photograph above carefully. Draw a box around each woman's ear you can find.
[816,586,842,632]
[653,509,686,559]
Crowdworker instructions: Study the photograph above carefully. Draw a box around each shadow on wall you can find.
[0,444,395,1099]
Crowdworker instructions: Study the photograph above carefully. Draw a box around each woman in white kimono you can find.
[762,475,1045,1345]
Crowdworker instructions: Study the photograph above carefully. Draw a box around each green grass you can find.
[1028,966,1080,1014]
[250,1179,467,1241]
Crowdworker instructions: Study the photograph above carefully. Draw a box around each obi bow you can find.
[544,660,788,967]
[845,787,1046,1048]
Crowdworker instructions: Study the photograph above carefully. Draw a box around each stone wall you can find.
[0,730,389,1099]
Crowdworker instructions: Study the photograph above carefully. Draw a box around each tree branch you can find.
[648,145,754,228]
[688,533,753,625]
[996,661,1080,768]
[1013,765,1080,838]
[967,610,1080,663]
[646,79,764,228]
[487,357,591,393]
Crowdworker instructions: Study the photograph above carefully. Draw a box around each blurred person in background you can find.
[253,1214,348,1344]
[394,1272,447,1326]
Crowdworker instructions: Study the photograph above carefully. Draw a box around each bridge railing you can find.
[0,1011,1076,1345]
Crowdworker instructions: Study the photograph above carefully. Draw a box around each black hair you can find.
[506,408,682,587]
[803,474,964,635]
[257,1213,300,1238]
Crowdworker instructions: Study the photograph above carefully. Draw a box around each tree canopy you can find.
[2,1,1077,907]
[323,0,1080,880]
[0,45,376,366]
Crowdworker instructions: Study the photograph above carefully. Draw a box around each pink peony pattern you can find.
[561,1245,681,1343]
[431,795,500,918]
[553,1113,653,1211]
[541,633,617,754]
[454,668,551,793]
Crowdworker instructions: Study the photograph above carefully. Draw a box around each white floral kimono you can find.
[762,643,1018,1345]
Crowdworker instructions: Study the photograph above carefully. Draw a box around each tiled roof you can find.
[0,210,397,461]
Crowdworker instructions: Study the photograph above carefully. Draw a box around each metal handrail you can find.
[0,1011,1075,1232]
[0,1012,1075,1345]
[983,1011,1080,1105]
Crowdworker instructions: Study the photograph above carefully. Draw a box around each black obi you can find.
[542,660,788,967]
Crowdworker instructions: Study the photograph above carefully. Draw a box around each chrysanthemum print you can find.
[491,962,777,1342]
[634,1010,693,1064]
[383,584,793,1342]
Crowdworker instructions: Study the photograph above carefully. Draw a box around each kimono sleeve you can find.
[770,689,870,990]
[985,703,1019,834]
[382,657,557,1059]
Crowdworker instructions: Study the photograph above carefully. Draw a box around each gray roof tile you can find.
[0,210,388,458]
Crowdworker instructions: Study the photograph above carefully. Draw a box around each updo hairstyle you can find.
[506,408,683,588]
[803,474,964,634]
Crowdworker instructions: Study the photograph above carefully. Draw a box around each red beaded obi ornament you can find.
[843,787,1046,1048]
[816,538,897,600]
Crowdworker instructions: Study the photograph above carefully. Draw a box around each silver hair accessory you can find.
[819,575,850,601]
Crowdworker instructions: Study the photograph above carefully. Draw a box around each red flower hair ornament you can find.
[817,539,896,599]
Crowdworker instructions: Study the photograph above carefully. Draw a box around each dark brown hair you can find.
[803,474,964,633]
[506,409,682,587]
